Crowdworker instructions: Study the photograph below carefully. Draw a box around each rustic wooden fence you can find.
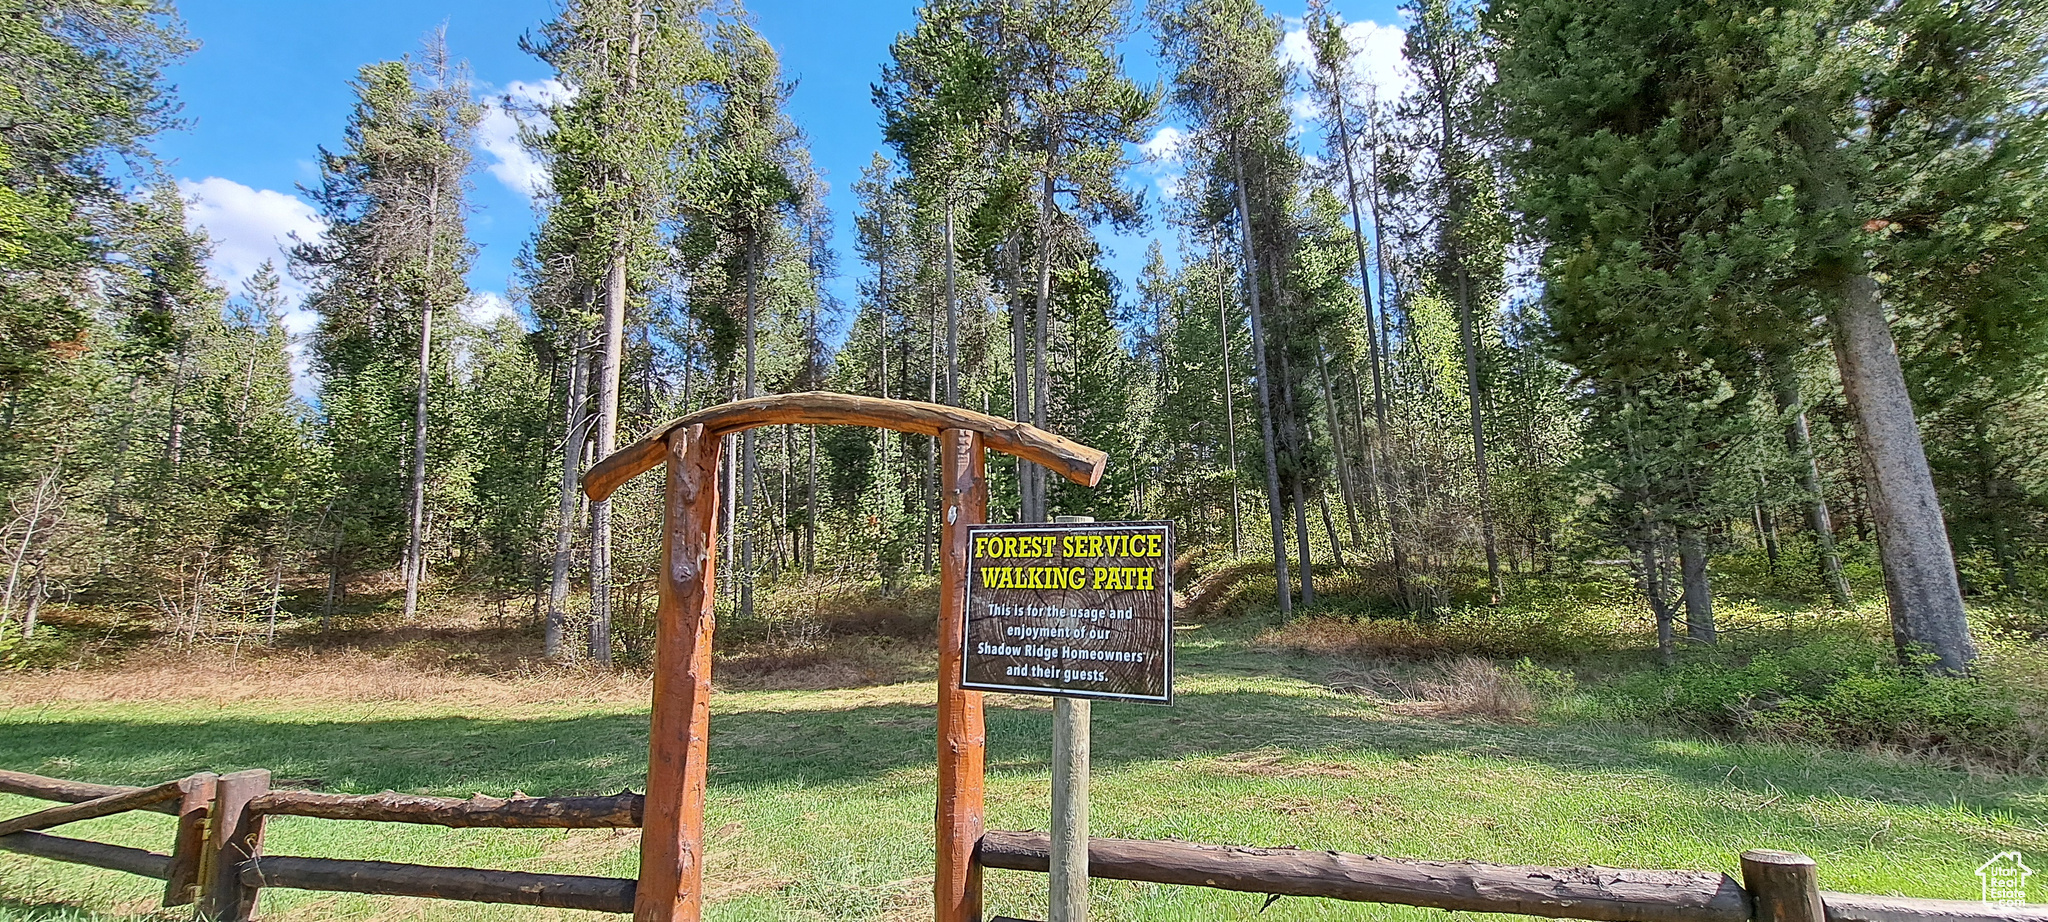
[7,765,2047,922]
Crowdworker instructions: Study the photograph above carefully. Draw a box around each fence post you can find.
[202,769,270,921]
[1741,849,1825,922]
[636,425,721,922]
[937,427,988,922]
[163,771,216,907]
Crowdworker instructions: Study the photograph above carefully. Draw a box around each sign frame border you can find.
[958,519,1175,705]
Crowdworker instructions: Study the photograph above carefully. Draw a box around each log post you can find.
[937,427,988,922]
[202,769,270,921]
[1742,850,1825,922]
[163,771,216,907]
[636,424,721,922]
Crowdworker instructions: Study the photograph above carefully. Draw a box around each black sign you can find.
[960,521,1173,703]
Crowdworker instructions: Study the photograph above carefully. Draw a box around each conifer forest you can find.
[2,0,2045,697]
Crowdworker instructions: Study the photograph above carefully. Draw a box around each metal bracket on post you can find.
[1049,514,1093,922]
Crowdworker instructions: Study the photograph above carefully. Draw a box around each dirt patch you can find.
[1208,748,1362,779]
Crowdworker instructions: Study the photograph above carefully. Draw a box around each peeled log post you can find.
[202,769,270,922]
[636,425,721,922]
[977,831,1749,922]
[1744,850,1824,922]
[936,428,989,922]
[164,772,217,907]
[241,855,635,913]
[0,770,181,814]
[248,790,643,828]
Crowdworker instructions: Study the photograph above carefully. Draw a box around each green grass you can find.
[1,618,2044,921]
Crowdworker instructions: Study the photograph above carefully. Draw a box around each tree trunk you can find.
[1831,268,1974,671]
[547,327,591,660]
[1640,525,1676,665]
[1677,524,1714,643]
[1029,169,1057,523]
[1772,362,1852,606]
[945,199,959,406]
[740,231,759,622]
[1217,245,1242,557]
[589,249,627,668]
[1231,149,1294,616]
[1456,269,1502,598]
[1316,342,1363,546]
[401,179,439,622]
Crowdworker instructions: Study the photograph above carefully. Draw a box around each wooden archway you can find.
[583,392,1108,922]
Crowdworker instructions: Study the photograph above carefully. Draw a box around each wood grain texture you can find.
[0,769,181,815]
[202,769,271,922]
[240,856,635,912]
[0,830,172,879]
[977,831,1750,922]
[163,772,216,907]
[1821,893,2048,922]
[248,789,643,828]
[1744,850,1824,922]
[636,425,721,922]
[937,428,989,922]
[0,778,185,836]
[584,393,1107,501]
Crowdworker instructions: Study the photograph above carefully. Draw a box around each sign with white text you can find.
[961,521,1173,703]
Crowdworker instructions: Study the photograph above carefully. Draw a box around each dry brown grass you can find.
[0,645,653,708]
[1406,656,1538,720]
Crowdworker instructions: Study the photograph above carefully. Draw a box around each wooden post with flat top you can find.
[581,393,1106,922]
[1742,849,1825,922]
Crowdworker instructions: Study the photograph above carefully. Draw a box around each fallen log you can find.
[0,830,172,879]
[241,855,635,912]
[247,789,643,828]
[0,769,180,815]
[1821,893,2048,922]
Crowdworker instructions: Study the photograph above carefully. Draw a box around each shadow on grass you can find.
[3,680,2042,827]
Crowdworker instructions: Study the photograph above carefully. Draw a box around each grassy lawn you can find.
[0,617,2043,921]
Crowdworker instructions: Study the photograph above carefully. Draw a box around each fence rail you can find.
[978,830,2048,922]
[3,767,2046,922]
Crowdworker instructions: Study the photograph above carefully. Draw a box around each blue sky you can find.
[166,0,1407,371]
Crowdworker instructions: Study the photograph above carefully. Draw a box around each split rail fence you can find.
[5,766,2046,922]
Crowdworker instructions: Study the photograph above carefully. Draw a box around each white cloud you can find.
[1281,19,1413,111]
[177,177,323,296]
[1140,126,1186,164]
[476,78,574,201]
[461,290,525,329]
[177,176,327,398]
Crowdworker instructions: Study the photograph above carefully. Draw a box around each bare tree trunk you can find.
[547,327,591,660]
[589,249,627,667]
[1029,169,1057,523]
[945,198,959,406]
[1232,149,1293,616]
[1456,269,1502,597]
[402,177,440,621]
[1677,524,1714,643]
[1772,364,1853,607]
[1639,523,1676,665]
[741,231,759,622]
[1831,267,1974,671]
[1216,244,1242,557]
[1318,491,1345,569]
[1316,342,1363,546]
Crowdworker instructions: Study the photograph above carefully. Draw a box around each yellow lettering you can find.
[1139,567,1154,590]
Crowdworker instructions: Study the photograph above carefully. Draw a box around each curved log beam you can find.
[583,392,1107,501]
